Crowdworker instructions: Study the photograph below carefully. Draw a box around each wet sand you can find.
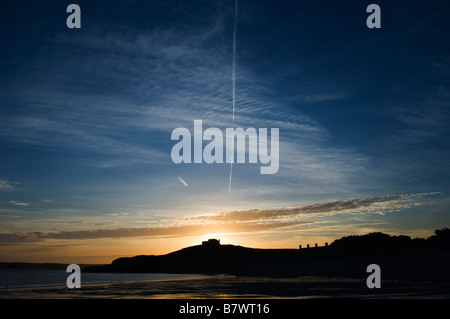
[1,275,449,299]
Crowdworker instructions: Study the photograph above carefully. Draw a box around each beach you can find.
[1,274,449,299]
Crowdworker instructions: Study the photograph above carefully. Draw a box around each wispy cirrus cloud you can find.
[0,0,368,202]
[304,93,349,103]
[0,178,15,191]
[0,8,229,166]
[9,201,30,207]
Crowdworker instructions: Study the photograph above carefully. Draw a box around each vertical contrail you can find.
[232,0,238,122]
[229,0,238,194]
[228,159,233,194]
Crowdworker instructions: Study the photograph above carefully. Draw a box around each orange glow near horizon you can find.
[0,226,438,264]
[0,230,339,264]
[0,193,441,264]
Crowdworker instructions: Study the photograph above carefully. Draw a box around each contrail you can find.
[229,0,238,194]
[228,160,233,194]
[177,176,189,187]
[232,0,238,122]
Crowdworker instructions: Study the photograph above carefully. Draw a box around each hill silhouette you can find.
[85,228,450,281]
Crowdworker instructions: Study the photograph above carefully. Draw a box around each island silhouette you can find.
[85,228,450,282]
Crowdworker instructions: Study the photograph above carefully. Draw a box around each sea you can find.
[0,268,208,289]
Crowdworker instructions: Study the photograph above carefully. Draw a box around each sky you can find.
[1,0,450,264]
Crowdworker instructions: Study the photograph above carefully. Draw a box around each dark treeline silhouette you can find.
[85,228,450,281]
[331,228,450,249]
[330,232,414,249]
[427,227,450,243]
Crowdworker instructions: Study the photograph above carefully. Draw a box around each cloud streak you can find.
[187,193,440,223]
[9,201,29,207]
[0,178,14,191]
[304,93,348,103]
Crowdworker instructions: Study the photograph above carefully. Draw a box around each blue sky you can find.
[1,0,450,263]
